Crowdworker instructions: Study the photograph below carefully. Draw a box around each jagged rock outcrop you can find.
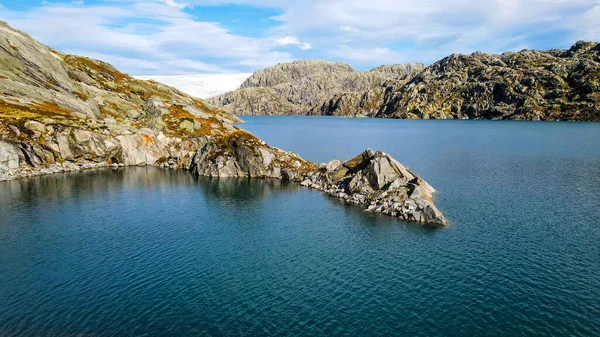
[0,22,447,226]
[208,60,423,117]
[190,137,446,226]
[239,60,355,89]
[300,149,446,226]
[376,42,600,120]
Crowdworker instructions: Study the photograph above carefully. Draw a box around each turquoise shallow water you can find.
[1,117,600,336]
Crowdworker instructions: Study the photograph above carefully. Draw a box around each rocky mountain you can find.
[208,60,425,116]
[0,22,446,226]
[211,43,600,121]
[376,41,600,120]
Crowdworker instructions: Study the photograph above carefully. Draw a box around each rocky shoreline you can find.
[1,132,447,226]
[0,21,447,226]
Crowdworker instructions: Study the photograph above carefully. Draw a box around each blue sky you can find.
[1,0,598,75]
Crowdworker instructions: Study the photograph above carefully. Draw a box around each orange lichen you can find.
[162,104,223,137]
[73,91,89,101]
[32,102,72,116]
[141,133,154,144]
[64,55,129,83]
[0,100,74,122]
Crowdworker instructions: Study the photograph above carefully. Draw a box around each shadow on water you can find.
[0,167,444,237]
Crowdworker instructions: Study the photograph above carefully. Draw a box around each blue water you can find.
[1,117,599,336]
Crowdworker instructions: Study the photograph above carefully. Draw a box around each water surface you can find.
[1,117,599,336]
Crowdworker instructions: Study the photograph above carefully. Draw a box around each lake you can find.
[1,117,599,336]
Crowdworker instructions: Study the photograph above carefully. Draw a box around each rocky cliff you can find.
[211,43,600,121]
[0,22,446,226]
[208,60,425,116]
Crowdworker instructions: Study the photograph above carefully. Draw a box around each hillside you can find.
[0,21,314,180]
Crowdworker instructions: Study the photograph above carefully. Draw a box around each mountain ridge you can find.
[210,44,600,121]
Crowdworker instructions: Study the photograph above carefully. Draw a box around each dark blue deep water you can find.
[1,117,599,336]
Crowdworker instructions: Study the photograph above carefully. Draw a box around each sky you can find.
[0,0,598,75]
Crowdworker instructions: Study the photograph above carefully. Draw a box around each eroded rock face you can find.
[300,149,447,226]
[211,43,600,121]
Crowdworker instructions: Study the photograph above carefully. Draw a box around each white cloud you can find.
[1,0,598,73]
[185,0,600,64]
[1,0,295,74]
[274,36,300,46]
[340,25,361,33]
[273,36,313,50]
[164,0,187,9]
[330,45,402,64]
[299,42,312,50]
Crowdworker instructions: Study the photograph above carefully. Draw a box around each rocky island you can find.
[0,22,446,226]
[211,43,600,121]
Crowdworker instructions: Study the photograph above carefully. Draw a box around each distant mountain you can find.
[135,73,252,99]
[208,60,426,116]
[210,44,600,121]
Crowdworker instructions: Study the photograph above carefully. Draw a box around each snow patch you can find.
[135,73,252,99]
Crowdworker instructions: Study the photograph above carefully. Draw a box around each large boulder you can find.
[0,140,20,172]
